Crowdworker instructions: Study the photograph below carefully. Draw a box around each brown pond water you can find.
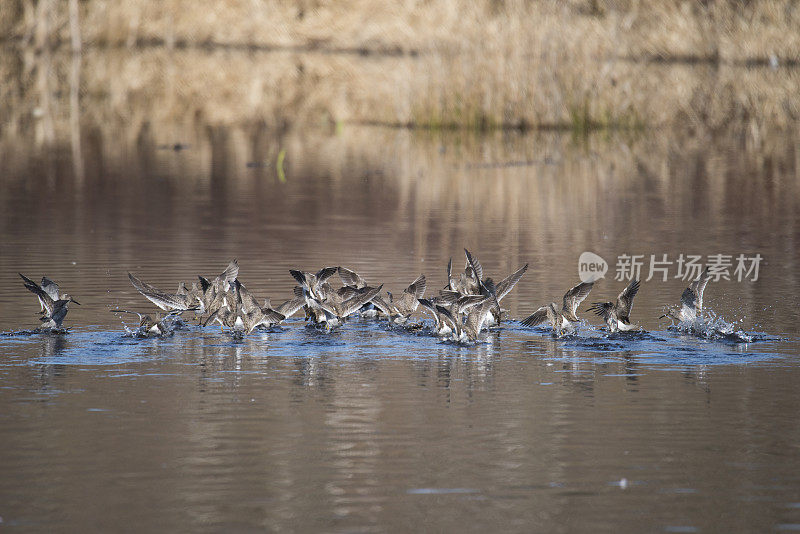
[1,48,800,533]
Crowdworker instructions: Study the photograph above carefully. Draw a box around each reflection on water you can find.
[1,119,797,332]
[1,45,800,533]
[1,322,799,532]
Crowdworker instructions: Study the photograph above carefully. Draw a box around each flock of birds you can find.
[18,249,721,343]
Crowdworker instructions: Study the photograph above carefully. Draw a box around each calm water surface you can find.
[2,51,800,532]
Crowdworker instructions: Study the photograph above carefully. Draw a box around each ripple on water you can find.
[407,488,481,495]
[0,319,793,370]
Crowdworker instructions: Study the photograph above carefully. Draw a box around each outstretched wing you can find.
[684,267,711,315]
[276,296,305,318]
[20,273,55,314]
[40,277,60,301]
[258,308,286,326]
[615,279,640,321]
[336,285,361,301]
[435,304,458,332]
[447,258,458,291]
[338,266,366,288]
[405,274,427,299]
[19,272,40,291]
[234,280,261,313]
[455,294,490,314]
[198,276,212,293]
[370,295,392,316]
[216,260,239,284]
[464,248,484,284]
[562,281,594,321]
[128,272,186,311]
[289,269,309,288]
[437,289,461,304]
[340,285,383,317]
[495,263,528,302]
[521,306,549,327]
[315,266,339,285]
[587,301,613,321]
[417,298,436,314]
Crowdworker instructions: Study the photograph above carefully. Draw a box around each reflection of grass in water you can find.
[407,97,645,134]
[276,148,286,183]
[566,99,645,135]
[3,0,800,133]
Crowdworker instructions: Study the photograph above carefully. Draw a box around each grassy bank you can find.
[2,0,800,133]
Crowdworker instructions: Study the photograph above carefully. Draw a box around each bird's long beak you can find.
[71,298,81,305]
[658,314,667,319]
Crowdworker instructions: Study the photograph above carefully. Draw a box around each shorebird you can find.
[431,297,495,343]
[291,266,344,324]
[372,274,426,324]
[111,308,188,337]
[290,266,338,322]
[337,266,383,318]
[205,279,285,334]
[291,267,383,328]
[463,249,498,307]
[457,299,496,342]
[315,284,384,329]
[447,256,481,296]
[442,250,503,333]
[587,279,641,332]
[521,281,594,336]
[337,266,367,289]
[128,272,204,314]
[201,259,240,293]
[485,262,528,326]
[418,293,488,337]
[660,267,711,323]
[196,260,240,319]
[447,249,527,326]
[270,288,306,320]
[19,273,80,329]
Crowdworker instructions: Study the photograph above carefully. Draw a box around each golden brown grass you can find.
[2,0,800,134]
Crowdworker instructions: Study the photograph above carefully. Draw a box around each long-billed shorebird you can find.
[199,260,240,294]
[128,272,204,314]
[485,262,528,326]
[19,273,80,329]
[372,274,426,324]
[446,249,527,326]
[463,249,500,312]
[290,266,338,322]
[315,284,384,328]
[202,279,286,334]
[418,293,488,338]
[660,267,711,323]
[587,279,641,332]
[291,266,383,328]
[521,281,594,336]
[337,266,384,318]
[419,296,494,343]
[196,260,240,319]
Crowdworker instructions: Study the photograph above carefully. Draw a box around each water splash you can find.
[666,310,757,343]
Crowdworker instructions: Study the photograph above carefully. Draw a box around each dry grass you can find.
[2,0,800,134]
